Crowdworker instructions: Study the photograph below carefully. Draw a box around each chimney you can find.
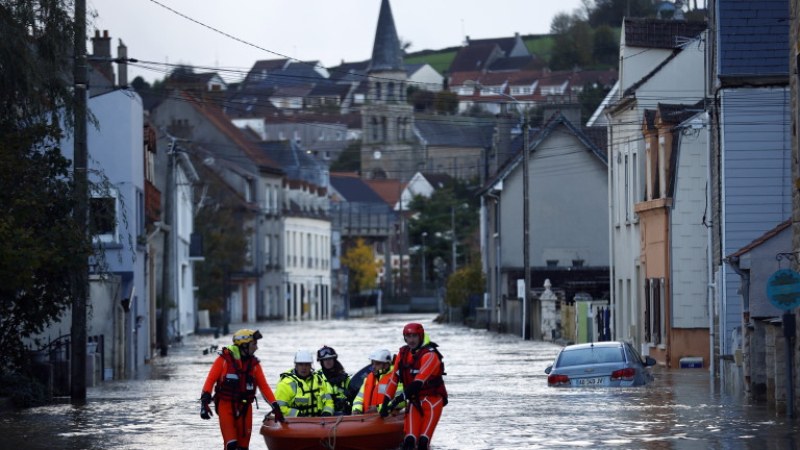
[91,30,114,83]
[117,39,128,87]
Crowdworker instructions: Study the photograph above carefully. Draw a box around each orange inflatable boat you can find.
[260,411,405,450]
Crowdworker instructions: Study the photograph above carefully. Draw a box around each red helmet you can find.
[403,322,424,336]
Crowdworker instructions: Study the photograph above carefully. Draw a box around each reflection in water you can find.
[0,315,797,449]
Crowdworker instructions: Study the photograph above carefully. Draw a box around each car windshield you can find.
[557,347,624,367]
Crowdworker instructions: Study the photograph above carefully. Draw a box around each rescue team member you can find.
[200,329,284,450]
[275,350,335,417]
[381,322,448,450]
[316,345,352,414]
[352,349,404,414]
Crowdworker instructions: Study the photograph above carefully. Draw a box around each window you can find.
[624,153,630,221]
[645,278,664,345]
[557,347,624,367]
[371,117,379,141]
[90,188,119,243]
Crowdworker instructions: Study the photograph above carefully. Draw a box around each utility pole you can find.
[522,109,531,340]
[71,0,88,403]
[159,138,177,356]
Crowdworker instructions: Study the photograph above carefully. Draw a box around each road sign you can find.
[766,269,800,311]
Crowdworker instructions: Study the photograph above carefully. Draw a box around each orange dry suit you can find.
[201,345,278,450]
[385,336,448,445]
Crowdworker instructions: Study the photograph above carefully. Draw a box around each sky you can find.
[87,0,586,84]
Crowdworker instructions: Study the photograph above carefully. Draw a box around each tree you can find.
[330,141,361,172]
[407,179,480,280]
[341,238,379,294]
[0,1,95,373]
[434,91,459,115]
[550,20,594,70]
[579,81,612,124]
[444,262,485,309]
[592,25,618,67]
[588,0,654,27]
[408,87,435,113]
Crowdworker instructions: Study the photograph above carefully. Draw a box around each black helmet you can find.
[317,345,338,361]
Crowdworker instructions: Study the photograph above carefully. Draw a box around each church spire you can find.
[369,0,404,72]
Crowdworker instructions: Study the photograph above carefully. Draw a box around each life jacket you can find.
[318,366,351,413]
[278,370,333,417]
[213,346,257,405]
[397,342,448,404]
[354,365,394,413]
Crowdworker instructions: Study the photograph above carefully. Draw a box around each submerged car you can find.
[545,341,656,387]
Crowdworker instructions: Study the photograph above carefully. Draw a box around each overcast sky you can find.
[87,0,586,84]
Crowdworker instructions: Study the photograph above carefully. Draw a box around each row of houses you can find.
[477,0,800,412]
[34,24,463,385]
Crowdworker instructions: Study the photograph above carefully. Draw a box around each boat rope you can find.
[321,415,345,450]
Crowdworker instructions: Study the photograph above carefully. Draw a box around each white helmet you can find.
[368,349,392,364]
[295,350,314,364]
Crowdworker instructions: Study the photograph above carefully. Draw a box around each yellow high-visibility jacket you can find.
[275,369,334,417]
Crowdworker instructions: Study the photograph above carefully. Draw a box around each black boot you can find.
[225,442,238,450]
[418,436,429,450]
[403,435,416,450]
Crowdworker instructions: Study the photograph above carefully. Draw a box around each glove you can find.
[387,393,405,411]
[200,391,213,420]
[404,380,423,399]
[271,402,285,423]
[379,396,392,418]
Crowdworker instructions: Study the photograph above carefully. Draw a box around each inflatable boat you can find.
[260,411,404,450]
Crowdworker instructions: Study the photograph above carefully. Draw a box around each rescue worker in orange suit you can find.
[381,322,448,450]
[200,329,284,450]
[352,349,404,414]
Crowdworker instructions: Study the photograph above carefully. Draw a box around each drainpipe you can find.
[706,130,716,383]
[726,256,749,393]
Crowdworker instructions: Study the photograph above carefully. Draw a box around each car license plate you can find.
[575,377,605,386]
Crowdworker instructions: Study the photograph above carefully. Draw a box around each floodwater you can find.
[1,314,798,450]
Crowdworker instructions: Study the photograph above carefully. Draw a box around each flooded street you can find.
[1,314,798,449]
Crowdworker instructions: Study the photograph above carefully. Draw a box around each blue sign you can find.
[766,269,800,311]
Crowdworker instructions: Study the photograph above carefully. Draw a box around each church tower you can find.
[361,0,417,181]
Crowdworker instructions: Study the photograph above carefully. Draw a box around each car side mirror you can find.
[544,365,552,374]
[644,356,656,367]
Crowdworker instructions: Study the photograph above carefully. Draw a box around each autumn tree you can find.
[341,238,379,294]
[444,262,485,309]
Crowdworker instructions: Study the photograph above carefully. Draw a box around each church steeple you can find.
[369,0,404,72]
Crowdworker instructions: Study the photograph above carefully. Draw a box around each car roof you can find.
[562,341,625,351]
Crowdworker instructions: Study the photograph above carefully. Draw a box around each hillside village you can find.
[10,0,800,416]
